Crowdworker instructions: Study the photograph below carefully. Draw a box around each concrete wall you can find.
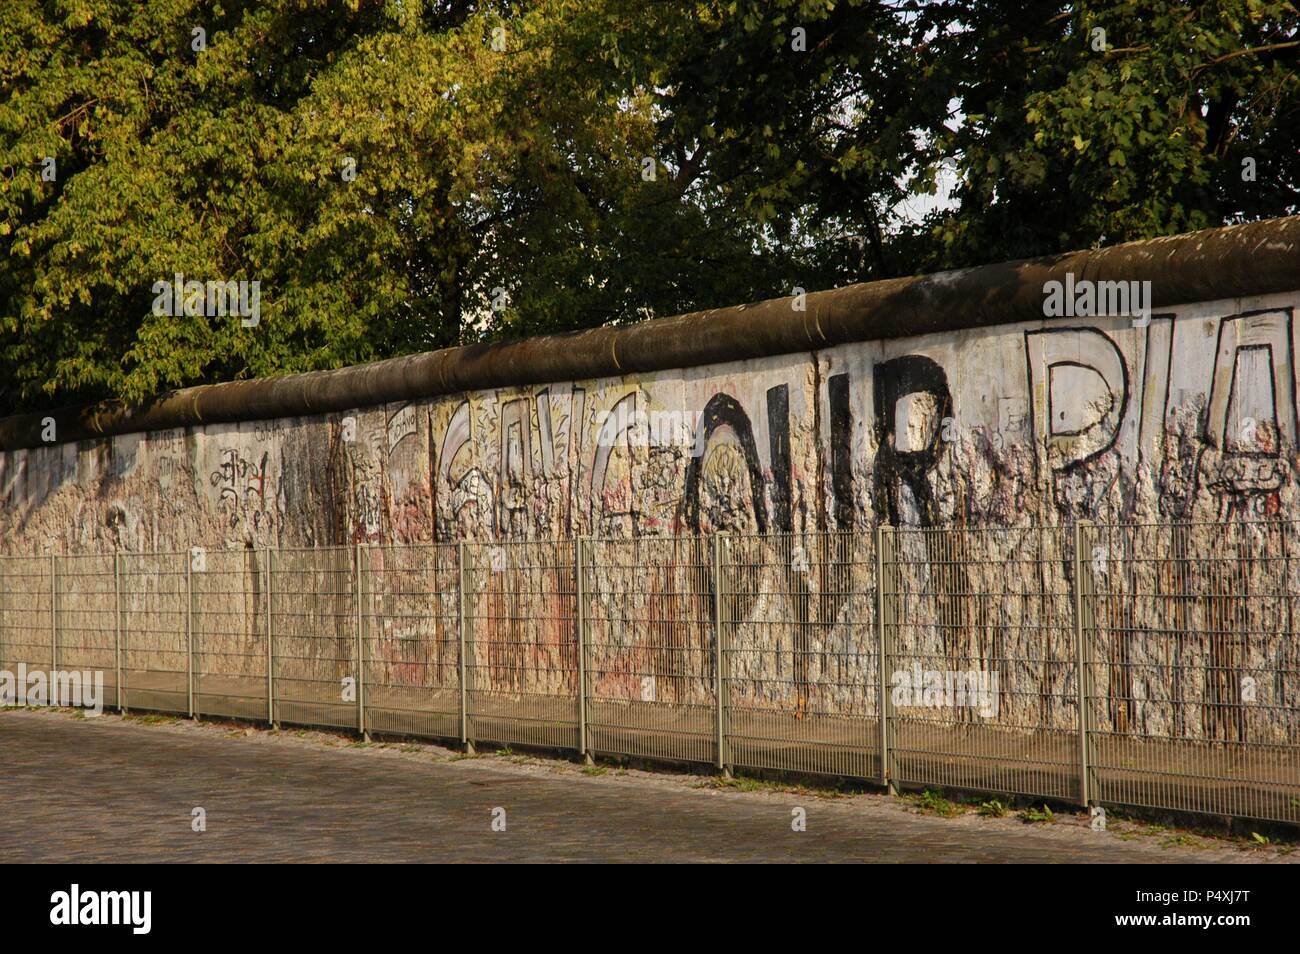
[3,289,1299,553]
[4,234,1300,765]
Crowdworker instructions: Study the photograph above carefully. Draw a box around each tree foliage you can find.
[2,0,1296,416]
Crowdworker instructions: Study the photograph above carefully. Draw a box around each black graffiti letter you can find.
[872,355,952,526]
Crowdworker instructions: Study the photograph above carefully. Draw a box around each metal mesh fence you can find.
[0,557,54,680]
[584,536,717,765]
[270,547,358,730]
[2,524,1298,825]
[192,548,267,721]
[119,552,187,713]
[54,554,119,709]
[725,532,881,779]
[363,543,461,740]
[463,540,579,751]
[884,526,1080,802]
[1083,521,1300,823]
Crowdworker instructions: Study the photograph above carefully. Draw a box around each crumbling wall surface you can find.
[5,289,1299,550]
[3,257,1300,751]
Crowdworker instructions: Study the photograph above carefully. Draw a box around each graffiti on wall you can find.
[1,301,1298,553]
[3,295,1299,746]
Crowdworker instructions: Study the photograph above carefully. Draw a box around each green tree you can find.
[0,1,503,412]
[2,1,1297,420]
[920,0,1300,265]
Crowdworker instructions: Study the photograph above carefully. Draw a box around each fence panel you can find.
[1085,521,1300,824]
[54,554,119,708]
[191,548,266,721]
[4,524,1298,828]
[0,556,54,693]
[363,543,461,739]
[270,546,359,729]
[463,539,578,751]
[725,532,881,779]
[119,552,188,714]
[584,536,717,764]
[885,526,1080,802]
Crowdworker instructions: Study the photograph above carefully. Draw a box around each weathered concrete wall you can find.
[3,221,1299,764]
[3,288,1299,551]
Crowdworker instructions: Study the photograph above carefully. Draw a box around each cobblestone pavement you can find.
[0,709,1292,863]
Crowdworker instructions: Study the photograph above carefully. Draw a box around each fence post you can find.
[576,536,592,763]
[118,554,128,715]
[113,552,122,712]
[1074,521,1092,808]
[355,542,367,741]
[875,524,891,791]
[186,553,194,718]
[458,540,472,754]
[50,553,58,678]
[713,533,730,777]
[266,548,275,727]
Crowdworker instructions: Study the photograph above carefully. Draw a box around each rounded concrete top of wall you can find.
[2,215,1298,451]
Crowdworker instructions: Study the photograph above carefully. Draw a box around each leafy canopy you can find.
[2,0,1296,416]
